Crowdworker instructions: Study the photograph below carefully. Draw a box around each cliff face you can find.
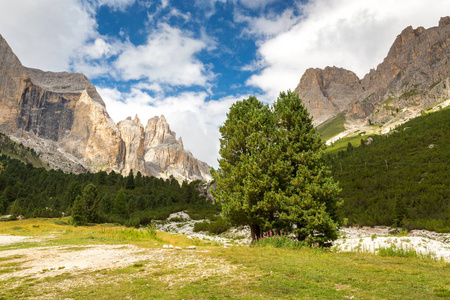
[0,34,211,182]
[294,17,450,126]
[295,66,363,125]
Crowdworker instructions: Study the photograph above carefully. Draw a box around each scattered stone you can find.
[169,245,174,249]
[163,245,169,249]
[187,246,196,250]
[175,246,182,250]
[167,211,191,221]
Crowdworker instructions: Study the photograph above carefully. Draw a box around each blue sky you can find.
[0,0,448,167]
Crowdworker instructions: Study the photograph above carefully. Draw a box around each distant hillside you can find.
[0,132,47,169]
[327,108,449,232]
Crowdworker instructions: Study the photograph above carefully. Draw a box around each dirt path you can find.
[0,235,44,245]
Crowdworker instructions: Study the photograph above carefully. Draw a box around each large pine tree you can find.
[212,91,341,245]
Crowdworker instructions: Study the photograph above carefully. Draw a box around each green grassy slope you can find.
[316,113,346,140]
[327,108,449,231]
[0,132,47,169]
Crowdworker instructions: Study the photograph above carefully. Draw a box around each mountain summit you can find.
[294,16,450,127]
[0,34,211,182]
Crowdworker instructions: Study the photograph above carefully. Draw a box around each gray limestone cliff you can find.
[294,17,450,126]
[0,34,211,182]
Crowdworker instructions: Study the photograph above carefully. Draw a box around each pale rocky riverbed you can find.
[155,212,450,262]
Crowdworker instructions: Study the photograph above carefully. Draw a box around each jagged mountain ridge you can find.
[294,16,450,128]
[0,34,211,182]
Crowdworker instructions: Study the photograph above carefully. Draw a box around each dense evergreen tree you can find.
[82,184,99,222]
[71,195,85,225]
[9,199,22,217]
[125,170,135,190]
[114,188,128,218]
[212,91,341,245]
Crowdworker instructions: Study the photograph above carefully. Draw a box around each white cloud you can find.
[161,0,169,8]
[246,0,450,99]
[0,0,97,71]
[97,0,136,11]
[234,9,298,38]
[193,0,227,17]
[114,23,212,87]
[97,86,242,168]
[237,0,276,10]
[84,38,114,59]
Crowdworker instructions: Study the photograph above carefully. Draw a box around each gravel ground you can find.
[153,212,252,245]
[0,235,44,245]
[156,213,450,261]
[336,226,450,262]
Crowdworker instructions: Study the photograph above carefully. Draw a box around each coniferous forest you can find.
[327,107,449,232]
[0,140,218,226]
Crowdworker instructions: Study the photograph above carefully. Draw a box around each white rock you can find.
[169,245,174,249]
[167,211,191,221]
[187,246,196,250]
[175,246,182,250]
[163,245,169,249]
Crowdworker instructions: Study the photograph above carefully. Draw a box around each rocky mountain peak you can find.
[294,17,450,128]
[144,115,177,147]
[439,16,450,27]
[0,34,211,182]
[294,66,362,125]
[0,34,24,72]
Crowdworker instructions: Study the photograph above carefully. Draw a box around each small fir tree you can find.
[125,170,135,190]
[71,195,85,225]
[114,188,128,218]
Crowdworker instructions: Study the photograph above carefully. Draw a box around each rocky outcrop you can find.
[294,67,363,125]
[294,17,450,126]
[0,34,211,182]
[118,114,212,181]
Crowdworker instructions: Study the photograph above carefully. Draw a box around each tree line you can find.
[0,155,218,226]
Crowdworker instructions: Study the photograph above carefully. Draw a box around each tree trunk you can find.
[250,224,261,241]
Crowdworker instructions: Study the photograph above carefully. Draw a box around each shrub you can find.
[254,230,306,250]
[193,217,231,234]
[377,245,434,259]
[125,217,141,228]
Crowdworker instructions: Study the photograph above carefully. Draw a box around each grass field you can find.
[324,134,369,156]
[0,218,449,299]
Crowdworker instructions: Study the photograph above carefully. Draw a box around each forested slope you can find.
[0,133,47,169]
[0,154,217,226]
[328,108,449,232]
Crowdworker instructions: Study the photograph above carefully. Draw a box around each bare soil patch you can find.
[0,243,235,281]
